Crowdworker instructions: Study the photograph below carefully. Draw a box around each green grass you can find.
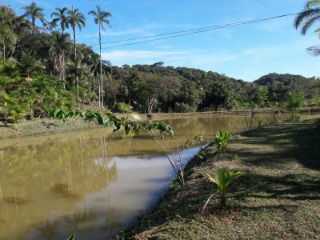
[119,116,320,240]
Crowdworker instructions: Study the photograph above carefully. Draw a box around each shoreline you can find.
[118,115,320,239]
[1,107,320,139]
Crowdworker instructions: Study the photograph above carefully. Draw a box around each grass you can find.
[118,116,320,240]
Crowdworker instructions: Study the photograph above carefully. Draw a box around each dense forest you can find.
[0,4,320,123]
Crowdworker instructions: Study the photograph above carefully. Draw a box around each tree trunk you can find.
[3,42,5,60]
[73,29,76,60]
[99,25,103,108]
[62,50,65,90]
[220,191,226,208]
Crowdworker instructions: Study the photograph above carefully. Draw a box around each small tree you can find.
[287,92,307,120]
[117,102,133,113]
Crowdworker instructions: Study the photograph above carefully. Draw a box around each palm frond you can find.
[307,45,320,56]
[306,0,320,9]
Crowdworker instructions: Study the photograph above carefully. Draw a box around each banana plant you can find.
[202,166,245,210]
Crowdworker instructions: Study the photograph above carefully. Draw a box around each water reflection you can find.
[0,114,289,240]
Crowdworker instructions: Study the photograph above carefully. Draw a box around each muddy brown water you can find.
[0,114,288,240]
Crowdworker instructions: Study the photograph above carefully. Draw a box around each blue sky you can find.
[4,0,320,81]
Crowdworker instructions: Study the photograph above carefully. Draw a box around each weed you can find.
[214,131,231,152]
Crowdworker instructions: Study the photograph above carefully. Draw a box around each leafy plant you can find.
[287,92,306,120]
[184,133,203,148]
[202,166,245,210]
[66,234,75,240]
[49,108,195,185]
[214,131,231,152]
[117,102,133,113]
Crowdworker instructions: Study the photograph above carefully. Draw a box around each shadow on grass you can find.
[127,167,320,236]
[236,172,320,201]
[235,119,320,170]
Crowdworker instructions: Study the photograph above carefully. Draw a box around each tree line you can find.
[0,2,320,123]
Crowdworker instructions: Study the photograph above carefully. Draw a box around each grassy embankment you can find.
[120,115,320,240]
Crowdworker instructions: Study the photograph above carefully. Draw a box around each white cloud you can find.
[103,49,238,70]
[103,50,189,64]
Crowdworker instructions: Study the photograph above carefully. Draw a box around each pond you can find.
[0,113,288,240]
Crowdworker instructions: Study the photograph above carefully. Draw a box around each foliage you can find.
[295,0,320,57]
[202,166,245,208]
[49,108,195,185]
[286,92,307,120]
[0,75,76,121]
[287,92,307,111]
[214,131,231,152]
[184,133,204,148]
[66,234,75,240]
[0,5,319,114]
[49,108,174,136]
[117,102,133,113]
[295,0,320,35]
[88,5,111,107]
[0,92,28,123]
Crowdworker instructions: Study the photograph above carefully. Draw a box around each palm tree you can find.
[67,7,86,60]
[49,31,72,89]
[295,1,320,56]
[68,55,89,105]
[22,2,46,34]
[0,23,17,60]
[88,5,112,107]
[51,7,69,33]
[0,6,17,59]
[90,56,111,103]
[307,44,320,56]
[19,52,44,79]
[67,7,85,105]
[202,166,245,208]
[295,0,320,34]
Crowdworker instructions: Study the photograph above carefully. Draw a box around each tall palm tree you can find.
[67,7,85,105]
[49,31,72,89]
[22,2,46,34]
[88,5,111,107]
[51,7,69,33]
[67,7,86,60]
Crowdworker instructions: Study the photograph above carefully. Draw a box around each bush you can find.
[117,102,133,113]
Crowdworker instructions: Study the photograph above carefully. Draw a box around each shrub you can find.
[117,102,133,113]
